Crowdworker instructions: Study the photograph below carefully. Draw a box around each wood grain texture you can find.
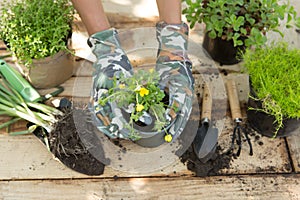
[0,121,291,180]
[0,135,192,180]
[1,0,300,198]
[287,134,300,172]
[0,175,299,200]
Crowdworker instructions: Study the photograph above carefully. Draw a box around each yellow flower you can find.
[119,83,125,89]
[136,104,145,112]
[164,134,172,143]
[139,87,149,97]
[149,68,154,73]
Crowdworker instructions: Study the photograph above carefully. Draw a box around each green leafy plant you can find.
[0,75,64,149]
[0,0,74,68]
[98,69,175,142]
[242,42,300,136]
[182,0,300,48]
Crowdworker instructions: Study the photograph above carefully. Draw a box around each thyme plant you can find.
[0,0,74,68]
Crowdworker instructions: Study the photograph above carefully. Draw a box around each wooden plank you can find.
[37,77,92,98]
[0,175,300,200]
[0,40,13,63]
[102,0,159,19]
[0,115,291,180]
[213,117,292,175]
[0,135,88,180]
[0,134,192,180]
[287,133,300,172]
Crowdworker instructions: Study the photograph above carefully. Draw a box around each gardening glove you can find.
[88,28,134,139]
[155,21,195,142]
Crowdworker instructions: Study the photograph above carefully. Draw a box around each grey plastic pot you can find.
[16,50,74,89]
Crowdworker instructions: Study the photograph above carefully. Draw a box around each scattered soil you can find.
[33,102,105,176]
[32,98,256,176]
[33,103,236,176]
[180,144,234,177]
[34,103,235,176]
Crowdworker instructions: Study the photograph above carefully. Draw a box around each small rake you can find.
[226,79,253,157]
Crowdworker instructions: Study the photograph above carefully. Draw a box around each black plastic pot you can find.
[202,32,245,65]
[119,91,173,148]
[247,87,300,138]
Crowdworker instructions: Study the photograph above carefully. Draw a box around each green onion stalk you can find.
[0,77,63,147]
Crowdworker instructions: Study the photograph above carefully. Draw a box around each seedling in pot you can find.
[97,69,177,141]
[242,42,300,137]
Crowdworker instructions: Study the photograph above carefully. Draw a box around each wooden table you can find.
[0,15,300,200]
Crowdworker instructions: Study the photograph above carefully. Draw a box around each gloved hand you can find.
[88,28,133,139]
[155,21,195,142]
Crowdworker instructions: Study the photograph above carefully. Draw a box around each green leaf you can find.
[208,30,217,39]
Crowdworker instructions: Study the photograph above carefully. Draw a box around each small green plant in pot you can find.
[242,42,300,137]
[97,69,177,145]
[0,0,75,88]
[182,0,300,65]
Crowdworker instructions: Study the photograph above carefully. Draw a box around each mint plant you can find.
[0,0,74,68]
[183,0,300,48]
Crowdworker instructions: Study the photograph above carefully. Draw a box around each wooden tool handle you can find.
[226,79,242,120]
[201,83,212,121]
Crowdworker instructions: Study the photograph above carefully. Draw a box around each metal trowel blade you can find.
[193,125,218,162]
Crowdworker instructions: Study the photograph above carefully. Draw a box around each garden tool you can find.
[226,79,253,157]
[0,59,64,102]
[193,83,218,163]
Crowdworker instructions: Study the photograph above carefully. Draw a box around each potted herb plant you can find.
[182,0,300,65]
[242,42,300,138]
[96,69,177,147]
[0,0,75,88]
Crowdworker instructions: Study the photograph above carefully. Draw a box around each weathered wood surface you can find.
[0,135,193,180]
[0,60,292,178]
[0,175,299,200]
[1,0,300,198]
[0,117,291,180]
[287,134,300,172]
[0,25,295,182]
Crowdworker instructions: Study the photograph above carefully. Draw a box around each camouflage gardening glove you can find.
[88,28,133,139]
[155,21,195,142]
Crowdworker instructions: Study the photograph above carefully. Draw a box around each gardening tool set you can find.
[192,79,254,162]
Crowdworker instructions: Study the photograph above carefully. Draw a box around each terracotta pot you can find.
[202,32,245,65]
[16,50,74,89]
[247,86,300,138]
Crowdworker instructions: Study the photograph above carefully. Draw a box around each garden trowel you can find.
[193,83,218,163]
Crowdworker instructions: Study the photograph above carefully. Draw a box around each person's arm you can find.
[71,0,110,35]
[156,0,182,24]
